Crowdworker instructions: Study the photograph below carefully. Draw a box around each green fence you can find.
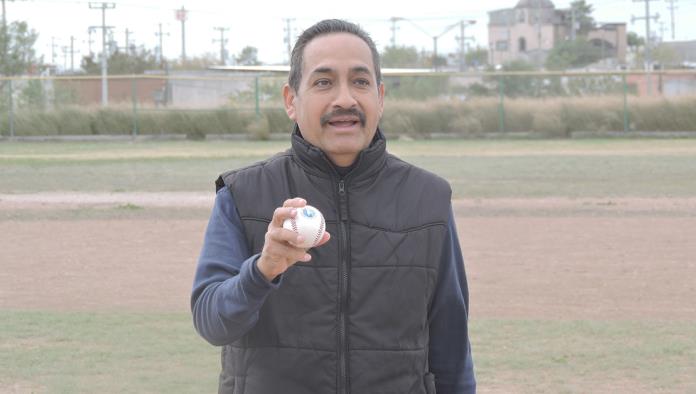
[1,70,695,138]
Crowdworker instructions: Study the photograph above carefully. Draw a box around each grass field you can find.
[2,139,696,197]
[1,138,696,393]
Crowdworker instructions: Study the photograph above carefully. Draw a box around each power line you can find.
[283,18,295,64]
[89,1,115,106]
[154,22,169,66]
[666,0,678,40]
[631,0,660,94]
[212,26,229,64]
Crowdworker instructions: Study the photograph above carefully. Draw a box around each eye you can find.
[354,78,370,87]
[314,79,332,87]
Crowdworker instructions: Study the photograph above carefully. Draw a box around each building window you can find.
[519,37,527,52]
[517,9,525,23]
[496,40,509,51]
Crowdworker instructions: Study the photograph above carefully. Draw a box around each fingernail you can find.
[297,235,305,244]
[303,253,312,261]
[291,208,297,216]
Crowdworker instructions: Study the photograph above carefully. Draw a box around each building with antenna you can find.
[488,0,626,68]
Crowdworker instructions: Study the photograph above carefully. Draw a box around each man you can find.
[192,19,475,394]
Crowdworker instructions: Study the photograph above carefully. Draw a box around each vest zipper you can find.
[337,179,349,394]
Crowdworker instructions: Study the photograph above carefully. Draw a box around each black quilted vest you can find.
[215,128,451,394]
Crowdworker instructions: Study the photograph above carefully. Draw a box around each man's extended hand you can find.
[256,197,331,282]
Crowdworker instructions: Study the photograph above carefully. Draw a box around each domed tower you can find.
[488,0,558,66]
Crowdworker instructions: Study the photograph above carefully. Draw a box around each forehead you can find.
[302,33,375,76]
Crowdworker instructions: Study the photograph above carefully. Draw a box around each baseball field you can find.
[1,138,695,393]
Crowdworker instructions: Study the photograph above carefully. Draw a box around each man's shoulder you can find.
[385,153,452,194]
[218,150,293,189]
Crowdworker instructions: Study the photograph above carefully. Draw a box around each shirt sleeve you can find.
[428,206,476,394]
[191,187,280,346]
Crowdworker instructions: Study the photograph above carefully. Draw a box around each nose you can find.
[332,80,358,109]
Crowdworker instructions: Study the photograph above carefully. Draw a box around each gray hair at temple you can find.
[288,19,382,93]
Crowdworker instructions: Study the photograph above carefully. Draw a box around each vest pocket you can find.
[424,372,436,394]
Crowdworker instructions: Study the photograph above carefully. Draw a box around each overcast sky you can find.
[9,0,696,70]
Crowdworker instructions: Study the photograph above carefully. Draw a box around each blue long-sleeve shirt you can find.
[192,187,476,393]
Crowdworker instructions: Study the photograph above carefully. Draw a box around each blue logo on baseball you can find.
[303,208,315,218]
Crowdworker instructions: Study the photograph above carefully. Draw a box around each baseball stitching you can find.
[312,216,325,247]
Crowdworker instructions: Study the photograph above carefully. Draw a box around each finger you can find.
[265,242,311,264]
[270,206,298,228]
[269,227,306,246]
[282,197,307,208]
[314,231,331,247]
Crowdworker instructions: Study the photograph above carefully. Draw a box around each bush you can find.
[5,95,696,138]
[449,115,484,136]
[262,108,293,133]
[247,115,270,140]
[532,112,566,137]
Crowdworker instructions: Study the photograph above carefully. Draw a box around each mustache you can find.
[320,108,366,127]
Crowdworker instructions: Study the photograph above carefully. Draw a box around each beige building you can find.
[488,0,626,67]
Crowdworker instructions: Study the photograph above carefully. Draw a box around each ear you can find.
[282,84,297,121]
[377,82,385,118]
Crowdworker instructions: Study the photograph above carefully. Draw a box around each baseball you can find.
[283,205,326,249]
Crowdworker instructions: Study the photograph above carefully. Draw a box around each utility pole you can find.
[666,0,677,40]
[88,26,96,55]
[175,6,187,62]
[51,36,58,65]
[536,0,543,68]
[389,17,402,47]
[457,20,476,71]
[89,2,115,107]
[658,21,667,42]
[283,18,295,63]
[124,28,132,54]
[632,0,659,94]
[570,6,576,40]
[68,36,78,71]
[155,23,169,66]
[213,27,229,64]
[1,0,7,75]
[61,46,68,71]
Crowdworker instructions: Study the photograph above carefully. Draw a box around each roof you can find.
[515,0,555,9]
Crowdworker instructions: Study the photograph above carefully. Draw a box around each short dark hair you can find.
[288,19,381,93]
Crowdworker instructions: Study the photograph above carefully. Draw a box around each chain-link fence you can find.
[1,70,695,138]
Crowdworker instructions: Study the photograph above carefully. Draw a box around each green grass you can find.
[0,310,219,393]
[2,139,696,198]
[1,311,694,393]
[474,319,696,393]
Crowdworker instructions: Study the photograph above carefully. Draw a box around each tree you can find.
[381,46,421,68]
[169,52,218,70]
[0,20,40,75]
[464,47,489,68]
[569,0,595,37]
[235,46,261,66]
[81,48,158,75]
[634,43,678,68]
[546,39,602,70]
[627,31,645,52]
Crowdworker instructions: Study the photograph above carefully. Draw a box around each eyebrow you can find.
[310,66,373,76]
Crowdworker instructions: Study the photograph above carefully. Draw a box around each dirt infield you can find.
[1,194,694,321]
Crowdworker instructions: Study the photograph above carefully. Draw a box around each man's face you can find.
[283,33,385,167]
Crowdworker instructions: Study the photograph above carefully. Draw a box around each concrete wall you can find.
[167,71,255,108]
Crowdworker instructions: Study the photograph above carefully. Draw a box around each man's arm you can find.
[191,187,280,346]
[428,207,476,393]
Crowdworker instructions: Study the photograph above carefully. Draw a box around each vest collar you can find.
[290,124,387,181]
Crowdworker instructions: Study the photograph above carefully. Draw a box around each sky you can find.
[8,0,696,71]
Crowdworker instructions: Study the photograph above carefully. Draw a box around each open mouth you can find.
[320,109,366,128]
[328,118,360,128]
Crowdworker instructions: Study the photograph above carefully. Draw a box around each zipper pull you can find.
[338,180,345,195]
